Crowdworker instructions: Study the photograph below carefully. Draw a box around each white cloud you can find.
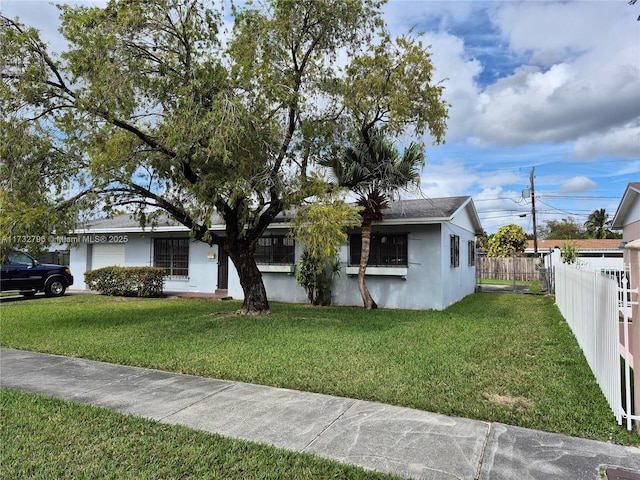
[467,1,640,150]
[559,176,597,194]
[386,1,640,158]
[573,123,640,160]
[421,158,478,198]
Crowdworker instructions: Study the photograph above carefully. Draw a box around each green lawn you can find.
[0,388,398,480]
[1,293,636,446]
[477,279,544,293]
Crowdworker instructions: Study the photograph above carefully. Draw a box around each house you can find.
[613,182,640,307]
[613,182,640,272]
[612,182,640,428]
[68,196,483,310]
[525,239,624,273]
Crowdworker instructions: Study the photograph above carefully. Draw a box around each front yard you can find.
[0,292,637,445]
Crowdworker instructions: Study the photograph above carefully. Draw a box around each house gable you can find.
[612,182,640,230]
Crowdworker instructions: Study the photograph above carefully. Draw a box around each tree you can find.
[584,208,612,239]
[0,122,85,260]
[538,217,587,240]
[476,230,490,252]
[320,130,426,309]
[486,224,527,258]
[1,0,447,314]
[290,188,361,305]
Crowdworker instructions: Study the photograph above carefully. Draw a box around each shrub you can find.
[561,241,578,264]
[84,266,165,297]
[487,224,528,258]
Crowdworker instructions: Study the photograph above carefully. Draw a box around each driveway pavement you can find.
[1,348,639,479]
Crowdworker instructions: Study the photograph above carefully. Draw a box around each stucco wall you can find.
[69,222,478,310]
[258,223,477,311]
[329,224,445,309]
[439,223,477,309]
[70,234,221,293]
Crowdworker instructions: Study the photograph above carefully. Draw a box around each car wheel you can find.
[20,291,37,297]
[44,278,66,297]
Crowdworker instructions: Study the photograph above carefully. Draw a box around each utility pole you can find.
[530,167,538,253]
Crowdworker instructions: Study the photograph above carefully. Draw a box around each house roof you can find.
[612,182,640,229]
[75,196,483,234]
[526,239,623,252]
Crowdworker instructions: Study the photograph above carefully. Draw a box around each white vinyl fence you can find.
[555,263,639,429]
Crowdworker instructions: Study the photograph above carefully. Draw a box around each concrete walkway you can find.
[2,347,639,480]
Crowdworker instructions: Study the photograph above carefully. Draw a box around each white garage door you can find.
[90,244,126,270]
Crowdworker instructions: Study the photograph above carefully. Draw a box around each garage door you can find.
[90,244,126,270]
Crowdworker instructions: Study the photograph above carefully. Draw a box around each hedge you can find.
[84,266,165,297]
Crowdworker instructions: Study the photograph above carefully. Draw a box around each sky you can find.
[2,0,640,234]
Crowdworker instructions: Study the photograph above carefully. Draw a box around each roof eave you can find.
[612,184,640,229]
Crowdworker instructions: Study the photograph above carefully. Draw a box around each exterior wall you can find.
[330,224,444,310]
[439,223,477,309]
[622,221,640,298]
[255,241,308,304]
[70,234,222,293]
[625,200,640,228]
[69,242,90,289]
[69,221,478,310]
[623,221,640,243]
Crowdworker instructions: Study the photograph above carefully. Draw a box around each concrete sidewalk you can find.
[2,348,639,480]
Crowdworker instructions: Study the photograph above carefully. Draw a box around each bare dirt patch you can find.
[484,392,534,410]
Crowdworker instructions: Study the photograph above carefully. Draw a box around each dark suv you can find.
[1,251,74,297]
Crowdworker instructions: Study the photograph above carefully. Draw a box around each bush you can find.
[84,267,165,297]
[487,224,528,258]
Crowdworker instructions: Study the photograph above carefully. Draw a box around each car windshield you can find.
[8,252,35,266]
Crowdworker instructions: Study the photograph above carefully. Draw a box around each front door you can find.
[217,246,228,290]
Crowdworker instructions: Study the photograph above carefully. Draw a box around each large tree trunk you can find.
[226,243,270,315]
[358,220,377,310]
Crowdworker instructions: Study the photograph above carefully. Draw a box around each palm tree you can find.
[320,129,424,309]
[584,208,611,239]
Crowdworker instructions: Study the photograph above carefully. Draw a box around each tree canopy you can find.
[538,217,587,240]
[486,224,528,258]
[1,0,448,314]
[583,209,618,239]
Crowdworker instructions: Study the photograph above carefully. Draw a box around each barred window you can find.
[254,236,295,265]
[450,235,460,268]
[468,241,476,266]
[350,233,408,267]
[154,238,189,277]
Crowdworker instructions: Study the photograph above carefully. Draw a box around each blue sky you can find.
[379,0,640,233]
[4,0,640,233]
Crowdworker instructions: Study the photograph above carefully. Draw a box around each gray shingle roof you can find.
[76,196,477,232]
[382,197,471,220]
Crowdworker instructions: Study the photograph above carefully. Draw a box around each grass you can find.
[1,293,637,446]
[0,388,398,480]
[477,278,544,293]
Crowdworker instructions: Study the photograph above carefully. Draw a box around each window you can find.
[7,251,35,266]
[450,235,460,268]
[154,238,189,277]
[254,236,295,265]
[350,233,408,267]
[468,241,476,266]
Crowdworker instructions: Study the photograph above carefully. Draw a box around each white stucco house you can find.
[68,196,482,310]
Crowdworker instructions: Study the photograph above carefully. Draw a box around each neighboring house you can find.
[525,239,624,273]
[68,197,482,310]
[612,183,640,427]
[613,182,640,311]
